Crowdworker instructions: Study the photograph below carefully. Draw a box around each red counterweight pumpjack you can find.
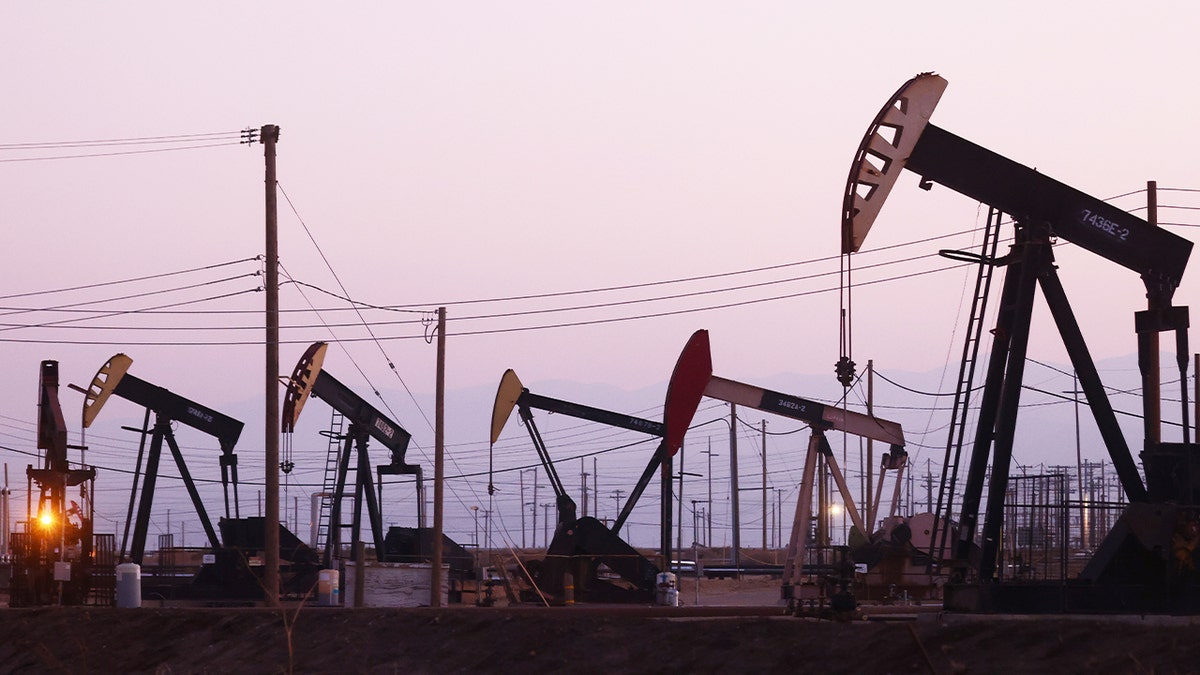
[489,330,709,604]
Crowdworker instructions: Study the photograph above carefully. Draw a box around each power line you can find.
[0,140,245,163]
[380,227,984,308]
[6,244,957,332]
[0,257,260,302]
[0,272,261,328]
[288,248,949,324]
[0,261,969,346]
[276,180,434,433]
[0,131,244,150]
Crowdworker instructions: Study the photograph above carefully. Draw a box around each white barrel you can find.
[318,569,340,606]
[115,563,142,608]
[656,571,677,606]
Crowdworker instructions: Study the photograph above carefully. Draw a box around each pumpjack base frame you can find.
[946,498,1200,615]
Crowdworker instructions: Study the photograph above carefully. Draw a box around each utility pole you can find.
[676,440,684,555]
[925,459,933,512]
[611,489,625,535]
[704,439,717,549]
[431,306,446,607]
[542,503,552,545]
[866,359,874,529]
[531,469,538,549]
[520,469,527,548]
[483,509,492,565]
[774,488,782,549]
[761,420,768,549]
[262,123,281,607]
[593,457,599,518]
[729,404,740,573]
[580,460,589,519]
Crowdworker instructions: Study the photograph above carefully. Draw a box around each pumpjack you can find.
[683,330,909,608]
[82,353,319,599]
[83,354,242,563]
[283,342,471,579]
[489,330,709,603]
[9,361,108,606]
[845,73,1199,612]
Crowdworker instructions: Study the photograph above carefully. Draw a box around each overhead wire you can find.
[0,129,249,163]
[0,141,245,163]
[276,181,433,431]
[0,257,260,302]
[0,131,245,150]
[275,182,492,522]
[0,257,973,346]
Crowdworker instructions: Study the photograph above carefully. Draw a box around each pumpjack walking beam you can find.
[843,72,1193,581]
[82,354,243,564]
[696,354,906,587]
[283,342,418,568]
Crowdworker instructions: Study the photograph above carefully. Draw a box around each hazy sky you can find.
[3,3,1199,547]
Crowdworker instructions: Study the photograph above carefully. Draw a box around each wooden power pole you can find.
[729,403,740,574]
[262,124,281,606]
[431,307,446,606]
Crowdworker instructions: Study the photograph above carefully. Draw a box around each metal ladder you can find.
[314,408,346,555]
[929,207,1003,570]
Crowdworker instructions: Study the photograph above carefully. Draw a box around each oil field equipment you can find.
[83,353,320,599]
[844,73,1198,612]
[82,354,243,564]
[489,330,709,604]
[282,342,471,580]
[684,330,908,609]
[10,361,111,607]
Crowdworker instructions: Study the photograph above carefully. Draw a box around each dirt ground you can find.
[3,578,1200,674]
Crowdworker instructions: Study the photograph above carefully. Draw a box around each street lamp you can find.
[828,503,844,545]
[471,506,479,548]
